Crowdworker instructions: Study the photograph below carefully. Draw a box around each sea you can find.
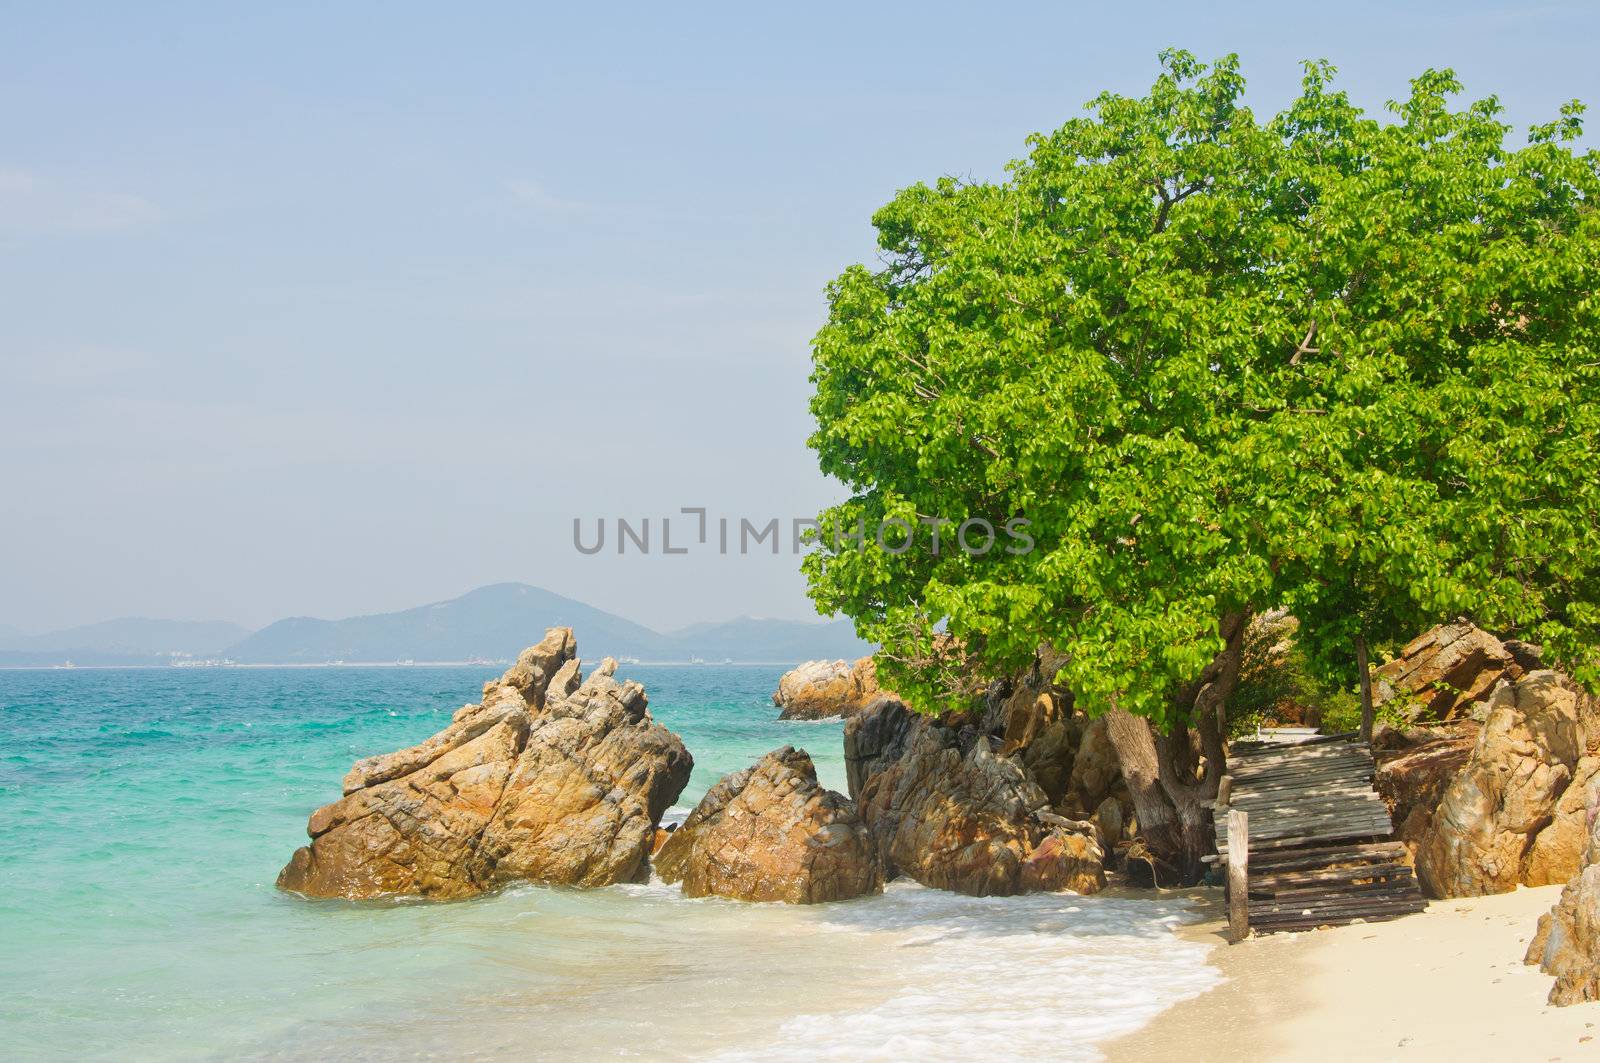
[0,663,1219,1061]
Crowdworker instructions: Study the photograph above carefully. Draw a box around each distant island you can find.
[0,583,872,667]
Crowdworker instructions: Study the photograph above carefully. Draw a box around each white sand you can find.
[1104,884,1599,1063]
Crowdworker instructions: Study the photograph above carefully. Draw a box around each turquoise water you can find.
[0,664,1217,1061]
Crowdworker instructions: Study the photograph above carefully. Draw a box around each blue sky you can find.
[2,2,1596,633]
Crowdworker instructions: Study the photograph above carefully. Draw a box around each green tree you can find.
[803,51,1600,882]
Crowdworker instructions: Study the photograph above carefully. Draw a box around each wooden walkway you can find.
[1213,734,1426,935]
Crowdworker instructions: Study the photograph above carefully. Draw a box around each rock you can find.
[843,697,922,800]
[1415,671,1590,897]
[468,659,693,888]
[1094,796,1126,849]
[277,630,693,900]
[1504,639,1546,673]
[654,746,880,903]
[1065,716,1123,815]
[1373,619,1521,723]
[1526,779,1600,1005]
[773,657,888,720]
[855,711,1105,897]
[1374,723,1477,863]
[494,627,578,705]
[1022,718,1079,808]
[1526,756,1600,886]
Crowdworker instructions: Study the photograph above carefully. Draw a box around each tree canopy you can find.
[803,51,1600,729]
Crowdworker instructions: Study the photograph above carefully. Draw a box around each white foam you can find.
[708,882,1219,1062]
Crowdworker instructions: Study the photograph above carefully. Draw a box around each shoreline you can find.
[0,658,806,672]
[1104,883,1596,1062]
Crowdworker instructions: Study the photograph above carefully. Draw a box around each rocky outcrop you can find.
[1525,780,1600,1005]
[843,696,922,800]
[773,656,888,720]
[851,700,1105,897]
[1375,723,1478,862]
[1065,716,1124,818]
[1374,619,1522,723]
[654,746,880,903]
[982,649,1126,823]
[277,629,693,900]
[1414,670,1595,898]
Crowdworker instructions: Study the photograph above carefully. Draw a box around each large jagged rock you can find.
[1415,670,1593,897]
[1526,780,1600,1005]
[773,656,888,720]
[852,700,1105,897]
[1526,756,1600,886]
[1374,619,1522,722]
[277,629,693,900]
[843,697,922,800]
[982,648,1129,821]
[654,746,880,903]
[1375,723,1478,863]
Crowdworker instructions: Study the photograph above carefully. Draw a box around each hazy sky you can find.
[3,2,1597,634]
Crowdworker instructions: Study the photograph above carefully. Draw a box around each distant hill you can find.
[224,583,871,664]
[0,618,252,666]
[664,616,870,663]
[0,584,874,667]
[226,584,673,663]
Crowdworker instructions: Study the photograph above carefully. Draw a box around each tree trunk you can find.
[1356,633,1374,743]
[1103,611,1250,885]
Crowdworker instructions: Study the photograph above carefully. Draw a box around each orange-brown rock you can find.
[852,700,1105,897]
[773,657,887,720]
[655,746,880,903]
[1373,619,1521,722]
[1415,671,1593,897]
[1375,723,1477,862]
[1526,779,1600,1005]
[277,629,692,900]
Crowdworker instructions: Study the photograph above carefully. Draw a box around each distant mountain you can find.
[0,584,874,667]
[226,583,674,663]
[225,584,872,664]
[0,617,252,666]
[665,616,871,663]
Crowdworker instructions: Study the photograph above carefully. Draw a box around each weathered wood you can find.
[1216,774,1233,809]
[1227,808,1250,943]
[1247,840,1409,865]
[1212,735,1424,934]
[1251,863,1416,893]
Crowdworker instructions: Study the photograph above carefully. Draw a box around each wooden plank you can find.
[1206,734,1424,936]
[1222,822,1393,845]
[1244,843,1410,873]
[1216,826,1391,855]
[1221,813,1393,833]
[1251,863,1415,892]
[1227,808,1250,944]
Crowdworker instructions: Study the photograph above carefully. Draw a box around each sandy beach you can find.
[1105,883,1598,1063]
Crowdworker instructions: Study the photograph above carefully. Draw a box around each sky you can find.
[2,1,1597,634]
